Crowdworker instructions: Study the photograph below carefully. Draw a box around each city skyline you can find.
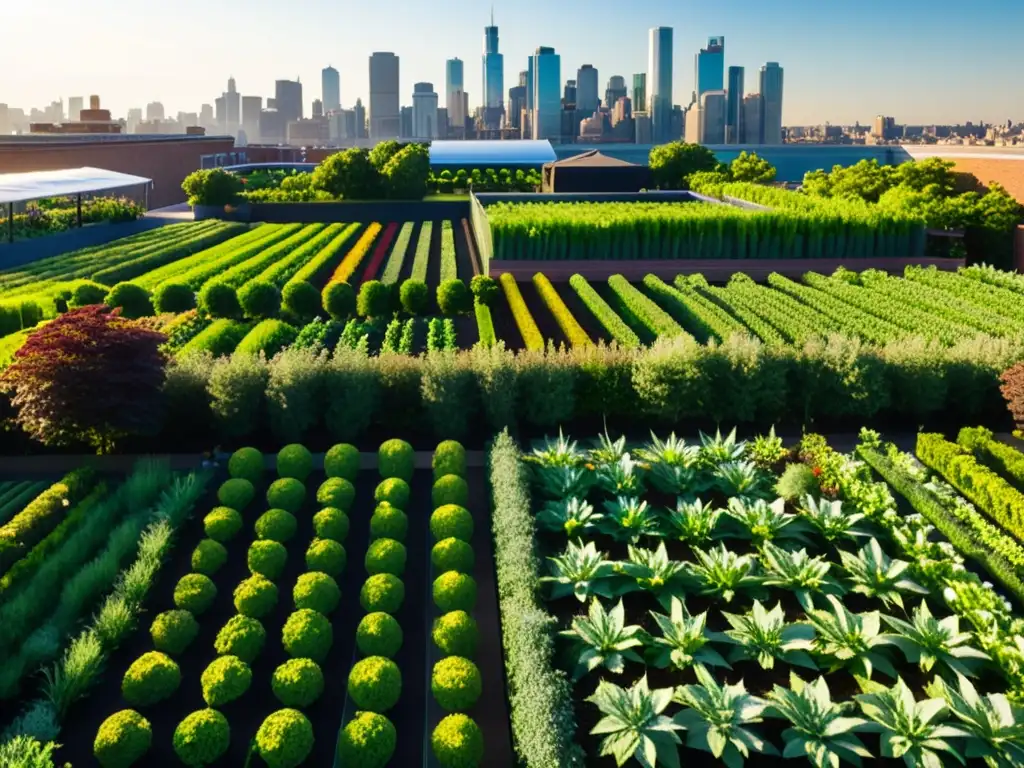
[3,0,1023,126]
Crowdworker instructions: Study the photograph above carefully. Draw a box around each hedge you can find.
[957,426,1024,490]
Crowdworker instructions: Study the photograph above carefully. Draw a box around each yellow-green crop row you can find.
[328,223,382,286]
[381,222,415,285]
[248,223,346,287]
[568,274,640,348]
[411,222,433,281]
[499,273,543,351]
[607,274,692,342]
[440,220,457,281]
[532,273,590,347]
[285,223,362,289]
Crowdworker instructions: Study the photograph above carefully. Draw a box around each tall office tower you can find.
[259,109,286,143]
[312,99,324,119]
[530,46,561,140]
[725,66,744,144]
[685,104,701,143]
[634,111,651,143]
[743,93,763,144]
[611,96,632,125]
[507,71,527,131]
[127,107,143,134]
[412,82,439,138]
[200,103,214,129]
[275,80,303,123]
[632,74,646,114]
[322,66,341,112]
[146,102,165,121]
[648,27,673,144]
[369,52,401,139]
[563,80,577,108]
[759,62,784,144]
[482,14,505,127]
[68,96,84,122]
[399,106,413,139]
[695,36,725,101]
[241,96,262,142]
[605,76,627,112]
[224,77,241,134]
[446,58,465,129]
[576,64,599,114]
[700,90,726,144]
[354,98,367,138]
[437,107,449,137]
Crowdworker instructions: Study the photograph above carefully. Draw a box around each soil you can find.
[518,279,567,348]
[453,219,478,281]
[426,220,442,294]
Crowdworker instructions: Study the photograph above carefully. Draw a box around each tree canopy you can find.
[648,142,723,190]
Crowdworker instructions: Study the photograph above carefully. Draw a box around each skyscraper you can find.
[759,62,784,145]
[605,76,627,114]
[632,74,646,114]
[648,27,673,144]
[322,66,340,112]
[412,82,439,138]
[563,80,577,108]
[531,46,560,140]
[576,65,599,114]
[700,90,726,144]
[241,95,262,142]
[507,71,527,131]
[275,80,303,124]
[726,66,744,144]
[446,58,464,127]
[146,102,165,121]
[354,98,367,138]
[695,37,725,101]
[482,12,504,125]
[369,52,400,139]
[312,99,324,119]
[68,96,83,122]
[743,93,763,144]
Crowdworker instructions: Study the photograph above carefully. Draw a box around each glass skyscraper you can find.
[695,36,725,100]
[576,65,599,114]
[531,46,561,140]
[726,66,744,144]
[648,27,673,144]
[759,62,784,145]
[482,15,504,113]
[632,73,647,114]
[321,66,340,112]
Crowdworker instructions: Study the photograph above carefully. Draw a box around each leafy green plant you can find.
[432,713,485,768]
[590,430,629,466]
[538,497,602,538]
[932,673,1024,768]
[348,656,401,712]
[647,596,729,671]
[172,708,230,767]
[586,676,684,768]
[637,431,701,495]
[531,429,584,468]
[698,427,747,467]
[881,601,990,677]
[537,465,595,501]
[662,498,723,545]
[542,540,618,602]
[254,708,314,768]
[596,453,645,496]
[806,595,896,679]
[200,654,252,707]
[724,497,810,545]
[357,612,403,658]
[687,544,765,603]
[559,598,645,680]
[801,495,869,542]
[759,541,843,611]
[715,461,770,500]
[338,712,396,768]
[432,656,482,711]
[840,538,929,609]
[599,496,659,543]
[748,427,788,468]
[721,600,817,671]
[619,542,686,603]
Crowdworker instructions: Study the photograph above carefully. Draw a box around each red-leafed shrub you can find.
[1000,362,1024,432]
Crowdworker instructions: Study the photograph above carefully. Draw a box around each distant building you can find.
[605,76,627,114]
[726,66,744,144]
[632,74,647,114]
[743,93,763,144]
[759,63,784,144]
[68,96,83,122]
[322,66,341,112]
[413,82,439,138]
[30,95,121,135]
[369,52,400,139]
[437,107,449,137]
[127,107,143,134]
[531,46,561,141]
[223,77,240,135]
[685,104,702,143]
[199,104,214,129]
[146,102,165,121]
[612,96,632,125]
[400,106,413,139]
[577,65,599,114]
[287,118,329,146]
[259,109,286,143]
[579,111,604,140]
[482,14,504,127]
[312,99,324,119]
[648,27,673,144]
[242,96,262,142]
[563,80,577,109]
[634,111,652,144]
[275,80,303,124]
[446,58,465,133]
[507,71,527,131]
[671,105,684,140]
[354,98,367,138]
[701,90,726,144]
[873,115,898,141]
[329,109,358,141]
[696,36,725,101]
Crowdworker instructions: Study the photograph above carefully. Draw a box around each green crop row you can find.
[209,225,326,289]
[906,266,1024,326]
[0,481,47,526]
[607,274,691,342]
[134,224,278,289]
[686,278,786,346]
[411,222,433,282]
[957,427,1024,490]
[643,274,745,344]
[285,223,362,289]
[533,273,590,348]
[381,222,415,285]
[568,274,640,348]
[767,273,902,344]
[249,223,345,287]
[712,275,833,343]
[500,274,544,351]
[178,319,252,358]
[235,319,299,358]
[440,220,457,282]
[474,300,496,348]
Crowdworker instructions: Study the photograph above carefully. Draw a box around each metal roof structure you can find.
[429,140,557,167]
[0,167,152,206]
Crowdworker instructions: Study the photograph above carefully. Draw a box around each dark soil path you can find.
[453,219,478,280]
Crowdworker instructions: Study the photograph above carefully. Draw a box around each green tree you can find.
[895,157,957,196]
[648,141,722,189]
[380,144,431,200]
[729,151,777,184]
[182,169,243,207]
[312,148,379,200]
[369,140,404,171]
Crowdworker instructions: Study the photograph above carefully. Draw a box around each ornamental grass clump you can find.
[348,656,402,712]
[431,504,474,542]
[370,503,409,541]
[203,506,243,542]
[431,656,482,711]
[173,574,217,615]
[432,537,475,573]
[150,610,199,656]
[357,612,404,658]
[266,478,305,514]
[214,615,266,663]
[234,574,279,618]
[272,658,325,708]
[172,708,230,767]
[365,538,407,576]
[200,654,252,707]
[247,539,288,580]
[306,538,346,576]
[292,571,341,614]
[255,708,314,768]
[337,711,397,768]
[122,651,181,707]
[433,611,479,658]
[94,709,152,768]
[282,609,333,662]
[360,573,405,613]
[317,477,355,512]
[313,506,349,542]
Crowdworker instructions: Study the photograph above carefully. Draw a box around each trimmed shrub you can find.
[433,571,477,612]
[94,709,151,768]
[317,477,355,512]
[191,538,228,575]
[430,504,474,542]
[437,279,470,317]
[378,438,414,481]
[214,615,266,663]
[360,573,405,613]
[313,507,349,542]
[272,658,325,708]
[248,540,288,580]
[374,477,410,509]
[153,282,196,314]
[347,656,401,712]
[228,446,264,483]
[323,280,355,320]
[173,708,230,767]
[277,444,313,481]
[399,279,429,315]
[305,537,346,577]
[235,318,297,357]
[239,280,282,319]
[776,463,820,502]
[199,282,241,319]
[234,574,279,619]
[432,656,482,712]
[173,574,217,615]
[356,611,403,658]
[293,571,341,614]
[255,709,314,768]
[432,611,479,658]
[267,477,306,514]
[204,506,243,542]
[370,503,408,541]
[337,711,397,768]
[122,651,181,707]
[150,610,200,656]
[71,280,109,308]
[106,282,154,319]
[282,609,333,662]
[325,443,360,480]
[358,280,391,318]
[431,538,475,574]
[470,275,499,307]
[217,478,255,511]
[200,655,252,707]
[432,714,484,768]
[365,537,407,576]
[255,508,298,543]
[282,280,320,321]
[433,440,467,479]
[432,476,469,510]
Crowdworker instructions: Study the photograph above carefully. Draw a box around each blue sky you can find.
[4,0,1022,125]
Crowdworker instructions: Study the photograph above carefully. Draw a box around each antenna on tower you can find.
[491,5,494,26]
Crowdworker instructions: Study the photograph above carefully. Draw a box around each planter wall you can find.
[245,201,470,224]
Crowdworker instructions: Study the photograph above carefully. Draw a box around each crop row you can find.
[500,274,544,351]
[250,223,348,287]
[329,224,383,286]
[285,224,362,289]
[533,273,590,347]
[411,221,433,281]
[381,222,415,284]
[361,223,400,283]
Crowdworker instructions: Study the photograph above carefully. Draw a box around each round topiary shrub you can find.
[173,573,217,615]
[437,279,470,317]
[72,280,109,308]
[469,275,499,307]
[432,476,469,510]
[356,612,403,658]
[323,280,355,320]
[248,540,288,580]
[106,282,154,319]
[255,508,298,543]
[282,280,320,321]
[200,654,252,707]
[324,443,360,481]
[399,279,429,315]
[313,507,349,542]
[293,571,341,614]
[229,446,264,484]
[255,709,314,768]
[370,503,408,542]
[432,611,479,658]
[431,656,482,712]
[150,610,200,656]
[271,658,325,708]
[430,504,474,542]
[431,538,475,574]
[337,711,396,768]
[378,439,414,482]
[172,708,230,767]
[347,656,401,712]
[317,477,355,512]
[153,282,196,314]
[365,538,407,576]
[357,280,391,318]
[204,506,243,542]
[122,651,181,707]
[431,714,484,768]
[433,440,466,479]
[360,573,405,613]
[217,478,254,511]
[277,444,313,481]
[282,609,333,662]
[234,574,279,619]
[94,709,151,768]
[305,538,346,577]
[215,615,266,663]
[267,478,306,514]
[191,538,228,575]
[239,280,282,319]
[199,281,241,319]
[433,571,477,613]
